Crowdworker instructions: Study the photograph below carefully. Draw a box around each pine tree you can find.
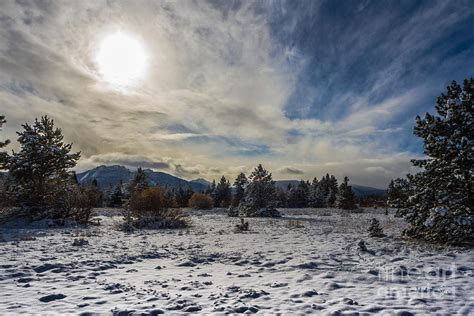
[240,164,280,217]
[0,115,10,149]
[387,178,410,211]
[214,176,232,207]
[396,79,473,244]
[327,175,339,207]
[0,115,10,166]
[128,167,149,197]
[275,186,288,207]
[109,182,124,207]
[308,177,325,208]
[232,172,248,207]
[368,218,385,237]
[206,180,216,199]
[287,180,309,208]
[175,186,194,208]
[3,116,80,208]
[337,176,357,210]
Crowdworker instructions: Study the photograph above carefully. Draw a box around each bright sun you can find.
[96,31,148,87]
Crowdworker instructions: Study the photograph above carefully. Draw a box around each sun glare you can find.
[96,31,147,87]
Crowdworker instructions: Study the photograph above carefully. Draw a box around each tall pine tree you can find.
[239,164,280,217]
[3,116,80,207]
[308,177,325,208]
[337,176,357,210]
[396,79,473,244]
[232,172,248,207]
[214,176,232,207]
[0,115,10,166]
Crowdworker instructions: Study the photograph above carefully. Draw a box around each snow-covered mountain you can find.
[77,165,207,192]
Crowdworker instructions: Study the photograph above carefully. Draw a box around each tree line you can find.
[0,78,472,243]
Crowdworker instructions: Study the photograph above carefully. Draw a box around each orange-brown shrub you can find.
[126,187,187,229]
[188,193,213,210]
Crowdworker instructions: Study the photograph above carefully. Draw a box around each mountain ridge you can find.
[76,165,385,197]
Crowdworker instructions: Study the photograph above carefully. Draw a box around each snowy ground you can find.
[0,208,472,315]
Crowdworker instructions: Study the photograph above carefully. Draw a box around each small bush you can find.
[235,218,249,232]
[188,193,213,210]
[58,186,98,225]
[126,187,188,229]
[368,218,385,237]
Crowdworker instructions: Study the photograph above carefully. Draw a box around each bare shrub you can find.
[126,187,188,229]
[58,186,99,225]
[235,218,249,232]
[188,193,213,210]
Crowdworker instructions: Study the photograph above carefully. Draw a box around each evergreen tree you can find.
[274,186,288,207]
[2,116,80,207]
[206,180,216,198]
[109,182,124,207]
[387,178,410,211]
[244,164,276,209]
[327,175,339,207]
[0,115,9,168]
[287,180,309,208]
[396,79,473,244]
[0,115,10,150]
[175,186,194,208]
[308,177,325,208]
[214,176,232,207]
[368,218,385,237]
[232,172,248,207]
[337,176,357,210]
[128,167,149,197]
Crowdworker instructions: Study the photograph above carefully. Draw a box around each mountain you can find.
[350,184,386,197]
[77,165,207,192]
[25,165,384,197]
[190,178,212,187]
[274,180,385,197]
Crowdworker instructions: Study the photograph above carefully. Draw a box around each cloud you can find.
[278,167,305,175]
[0,0,472,188]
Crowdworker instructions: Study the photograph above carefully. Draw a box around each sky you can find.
[0,0,473,188]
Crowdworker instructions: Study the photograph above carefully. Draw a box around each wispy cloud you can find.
[0,0,472,187]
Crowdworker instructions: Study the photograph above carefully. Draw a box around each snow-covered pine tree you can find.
[327,175,339,207]
[287,180,309,208]
[275,186,288,207]
[368,218,385,237]
[3,116,80,208]
[214,176,232,207]
[0,115,9,150]
[397,79,473,244]
[232,172,248,207]
[239,164,280,217]
[308,177,325,208]
[0,115,10,167]
[337,176,357,210]
[386,178,410,212]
